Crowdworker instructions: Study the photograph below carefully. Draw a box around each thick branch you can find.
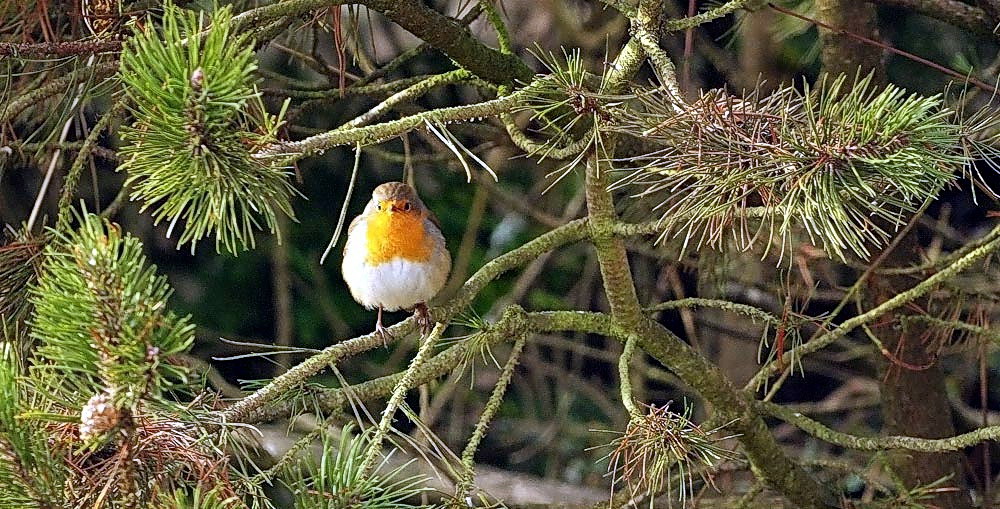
[528,311,839,508]
[582,0,834,503]
[232,0,531,85]
[364,0,532,85]
[866,0,994,36]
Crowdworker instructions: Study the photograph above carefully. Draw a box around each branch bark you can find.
[231,0,531,85]
[0,40,122,58]
[866,0,995,37]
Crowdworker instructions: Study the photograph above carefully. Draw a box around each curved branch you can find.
[231,0,531,85]
[361,0,532,85]
[645,298,782,325]
[257,80,547,162]
[221,218,590,423]
[758,400,1000,452]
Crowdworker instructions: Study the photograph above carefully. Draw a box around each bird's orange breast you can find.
[364,211,433,265]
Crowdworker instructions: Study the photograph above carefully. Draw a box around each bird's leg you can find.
[374,306,392,347]
[413,302,433,336]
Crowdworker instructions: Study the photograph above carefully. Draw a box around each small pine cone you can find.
[79,393,119,441]
[82,0,121,37]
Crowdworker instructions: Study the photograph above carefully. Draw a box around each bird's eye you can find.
[403,202,411,211]
[376,203,382,211]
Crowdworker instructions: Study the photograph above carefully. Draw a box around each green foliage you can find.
[28,212,194,412]
[0,226,44,326]
[514,47,612,190]
[281,424,430,509]
[0,342,67,508]
[516,47,593,151]
[616,74,974,260]
[164,486,244,509]
[118,2,295,254]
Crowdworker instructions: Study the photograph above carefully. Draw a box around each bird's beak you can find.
[388,201,401,213]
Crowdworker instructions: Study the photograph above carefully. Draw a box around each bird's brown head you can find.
[370,181,424,216]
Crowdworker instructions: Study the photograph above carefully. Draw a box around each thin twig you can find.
[770,2,1000,95]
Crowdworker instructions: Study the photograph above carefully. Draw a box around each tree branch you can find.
[221,218,590,423]
[0,39,122,58]
[759,400,1000,452]
[527,311,838,507]
[0,62,119,125]
[749,222,1000,388]
[866,0,995,37]
[257,79,547,162]
[231,0,531,85]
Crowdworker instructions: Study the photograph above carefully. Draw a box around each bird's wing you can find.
[425,210,443,231]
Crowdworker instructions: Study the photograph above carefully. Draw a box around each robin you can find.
[342,182,451,341]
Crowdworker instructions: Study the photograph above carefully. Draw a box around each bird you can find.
[342,182,451,341]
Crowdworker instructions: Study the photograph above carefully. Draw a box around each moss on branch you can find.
[759,400,1000,452]
[0,62,119,126]
[257,80,548,163]
[363,0,531,85]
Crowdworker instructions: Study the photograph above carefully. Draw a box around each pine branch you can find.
[0,39,122,58]
[118,3,295,253]
[29,213,194,412]
[616,74,976,260]
[758,400,1000,451]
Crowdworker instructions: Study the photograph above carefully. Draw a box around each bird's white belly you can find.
[343,258,444,311]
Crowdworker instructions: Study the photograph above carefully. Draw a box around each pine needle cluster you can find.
[0,227,44,342]
[614,74,979,260]
[118,3,295,254]
[604,404,738,507]
[29,212,194,411]
[280,424,430,509]
[0,212,247,507]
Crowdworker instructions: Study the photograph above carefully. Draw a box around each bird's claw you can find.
[375,306,393,348]
[374,322,393,348]
[414,303,434,336]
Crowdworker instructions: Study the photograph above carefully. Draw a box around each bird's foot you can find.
[413,303,433,336]
[375,307,393,348]
[374,322,394,348]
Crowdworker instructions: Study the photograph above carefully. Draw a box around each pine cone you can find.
[79,393,119,441]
